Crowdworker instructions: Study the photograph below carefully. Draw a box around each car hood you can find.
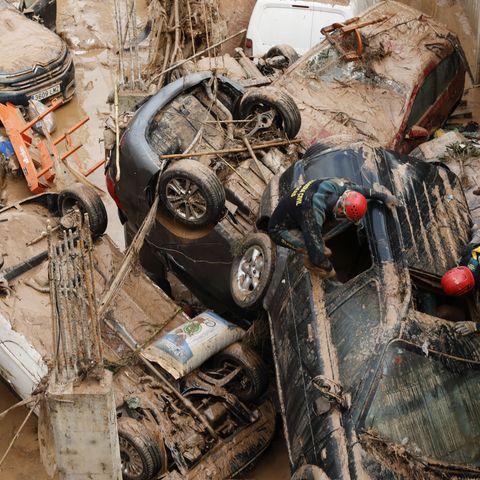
[0,7,64,76]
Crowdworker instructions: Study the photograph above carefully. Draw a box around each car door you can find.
[252,2,314,56]
[396,51,466,153]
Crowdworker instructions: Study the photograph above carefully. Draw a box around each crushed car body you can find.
[269,0,468,153]
[257,142,480,479]
[107,71,302,313]
[0,195,275,480]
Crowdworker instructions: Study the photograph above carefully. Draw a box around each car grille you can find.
[2,52,72,92]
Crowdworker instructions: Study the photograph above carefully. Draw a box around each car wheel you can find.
[213,342,268,402]
[117,417,163,480]
[159,159,225,229]
[57,183,108,236]
[230,232,275,310]
[303,142,330,159]
[265,44,299,68]
[238,86,301,139]
[291,465,331,480]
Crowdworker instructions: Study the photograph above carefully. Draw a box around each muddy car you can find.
[0,194,275,480]
[255,143,480,478]
[270,0,468,153]
[8,0,57,30]
[0,0,74,105]
[106,71,302,313]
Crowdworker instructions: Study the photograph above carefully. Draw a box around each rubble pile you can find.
[144,0,227,89]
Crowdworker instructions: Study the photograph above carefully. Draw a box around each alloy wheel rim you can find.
[237,246,264,294]
[165,177,207,221]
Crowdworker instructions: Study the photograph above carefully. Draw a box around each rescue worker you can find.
[267,178,398,277]
[441,227,480,336]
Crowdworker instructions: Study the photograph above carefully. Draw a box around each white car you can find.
[245,0,356,57]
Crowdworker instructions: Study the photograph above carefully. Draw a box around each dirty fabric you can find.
[268,178,388,267]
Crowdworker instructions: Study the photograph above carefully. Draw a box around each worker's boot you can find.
[304,256,336,279]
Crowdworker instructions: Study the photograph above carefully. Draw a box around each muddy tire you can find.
[57,183,108,236]
[230,232,275,310]
[303,142,330,160]
[159,159,225,229]
[238,86,301,139]
[117,417,163,480]
[265,44,299,68]
[213,342,268,402]
[291,465,331,480]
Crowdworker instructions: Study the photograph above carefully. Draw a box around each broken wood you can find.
[243,136,268,184]
[159,138,302,160]
[149,28,247,85]
[0,397,35,422]
[99,186,160,318]
[0,397,39,468]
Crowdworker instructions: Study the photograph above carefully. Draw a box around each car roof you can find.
[280,144,471,276]
[349,1,459,89]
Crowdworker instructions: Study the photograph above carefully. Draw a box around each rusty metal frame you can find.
[0,100,96,194]
[320,16,389,61]
[48,212,103,383]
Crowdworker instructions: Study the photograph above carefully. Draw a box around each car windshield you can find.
[284,45,409,145]
[364,340,480,466]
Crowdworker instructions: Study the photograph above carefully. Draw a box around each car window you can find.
[326,223,373,283]
[406,53,462,129]
[295,46,406,95]
[363,341,480,465]
[328,280,381,392]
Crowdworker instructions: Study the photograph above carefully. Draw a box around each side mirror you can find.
[407,125,429,139]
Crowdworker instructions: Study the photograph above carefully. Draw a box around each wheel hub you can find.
[165,177,207,221]
[237,246,264,293]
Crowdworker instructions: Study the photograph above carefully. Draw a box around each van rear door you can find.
[250,2,314,56]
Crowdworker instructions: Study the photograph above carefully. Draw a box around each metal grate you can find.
[48,211,103,383]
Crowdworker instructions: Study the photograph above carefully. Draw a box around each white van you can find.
[245,0,356,57]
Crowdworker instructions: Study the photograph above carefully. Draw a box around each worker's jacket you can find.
[268,178,389,268]
[460,230,480,286]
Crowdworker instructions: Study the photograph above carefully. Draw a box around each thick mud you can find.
[0,381,51,480]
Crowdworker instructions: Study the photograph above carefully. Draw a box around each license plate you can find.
[31,84,61,101]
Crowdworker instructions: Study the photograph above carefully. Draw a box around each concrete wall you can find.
[353,0,480,82]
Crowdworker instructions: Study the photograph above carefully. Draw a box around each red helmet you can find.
[337,190,368,223]
[441,266,475,296]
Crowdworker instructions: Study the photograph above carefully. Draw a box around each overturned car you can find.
[0,194,275,480]
[256,143,480,478]
[107,71,302,313]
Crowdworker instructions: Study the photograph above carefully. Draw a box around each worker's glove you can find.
[384,194,400,209]
[372,189,400,209]
[454,321,480,336]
